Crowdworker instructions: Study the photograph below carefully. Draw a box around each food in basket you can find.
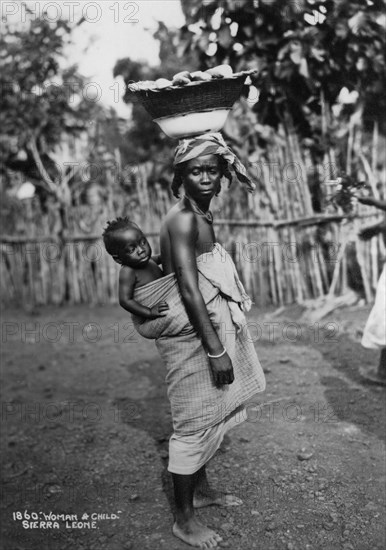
[190,71,213,81]
[134,80,157,91]
[173,70,191,79]
[206,64,233,78]
[172,75,191,86]
[129,65,240,92]
[155,78,173,89]
[172,70,192,85]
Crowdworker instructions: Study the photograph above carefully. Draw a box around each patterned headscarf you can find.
[173,132,256,193]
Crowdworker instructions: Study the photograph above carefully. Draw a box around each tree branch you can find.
[27,135,58,197]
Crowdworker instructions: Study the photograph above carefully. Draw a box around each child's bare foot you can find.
[173,517,222,548]
[193,487,242,508]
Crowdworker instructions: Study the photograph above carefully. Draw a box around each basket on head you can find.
[127,70,256,138]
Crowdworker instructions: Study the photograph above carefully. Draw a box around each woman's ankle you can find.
[175,508,195,525]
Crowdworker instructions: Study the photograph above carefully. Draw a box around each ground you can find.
[1,303,385,550]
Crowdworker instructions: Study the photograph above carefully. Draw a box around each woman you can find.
[158,132,265,547]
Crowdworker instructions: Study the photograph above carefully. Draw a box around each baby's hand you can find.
[149,301,169,318]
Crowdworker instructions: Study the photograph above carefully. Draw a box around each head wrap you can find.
[173,132,256,193]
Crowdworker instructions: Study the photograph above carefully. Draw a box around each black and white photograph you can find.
[1,1,385,549]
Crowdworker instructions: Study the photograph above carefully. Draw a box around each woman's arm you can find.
[168,211,234,386]
[119,267,168,319]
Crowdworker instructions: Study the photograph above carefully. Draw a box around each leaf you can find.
[310,46,325,62]
[218,25,233,49]
[195,31,211,53]
[298,58,310,79]
[290,50,302,65]
[243,25,254,38]
[348,11,367,34]
[180,0,216,24]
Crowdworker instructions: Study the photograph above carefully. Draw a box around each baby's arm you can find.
[119,267,168,319]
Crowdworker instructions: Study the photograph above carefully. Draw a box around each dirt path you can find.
[1,304,385,550]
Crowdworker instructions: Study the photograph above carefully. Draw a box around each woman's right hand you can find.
[208,351,234,386]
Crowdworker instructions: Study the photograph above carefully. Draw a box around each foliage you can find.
[327,174,369,214]
[0,10,105,205]
[113,22,200,164]
[179,0,386,140]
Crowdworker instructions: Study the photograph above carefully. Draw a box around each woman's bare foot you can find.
[193,488,243,508]
[173,517,222,548]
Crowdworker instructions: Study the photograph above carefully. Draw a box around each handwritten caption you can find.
[12,510,122,529]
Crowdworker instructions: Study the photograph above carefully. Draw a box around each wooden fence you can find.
[0,205,384,308]
[1,118,385,308]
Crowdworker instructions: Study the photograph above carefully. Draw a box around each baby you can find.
[103,217,169,319]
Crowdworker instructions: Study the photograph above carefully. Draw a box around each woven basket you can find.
[129,71,255,119]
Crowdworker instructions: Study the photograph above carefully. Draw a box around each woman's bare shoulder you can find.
[163,201,196,230]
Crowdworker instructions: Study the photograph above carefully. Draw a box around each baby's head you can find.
[102,217,152,268]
